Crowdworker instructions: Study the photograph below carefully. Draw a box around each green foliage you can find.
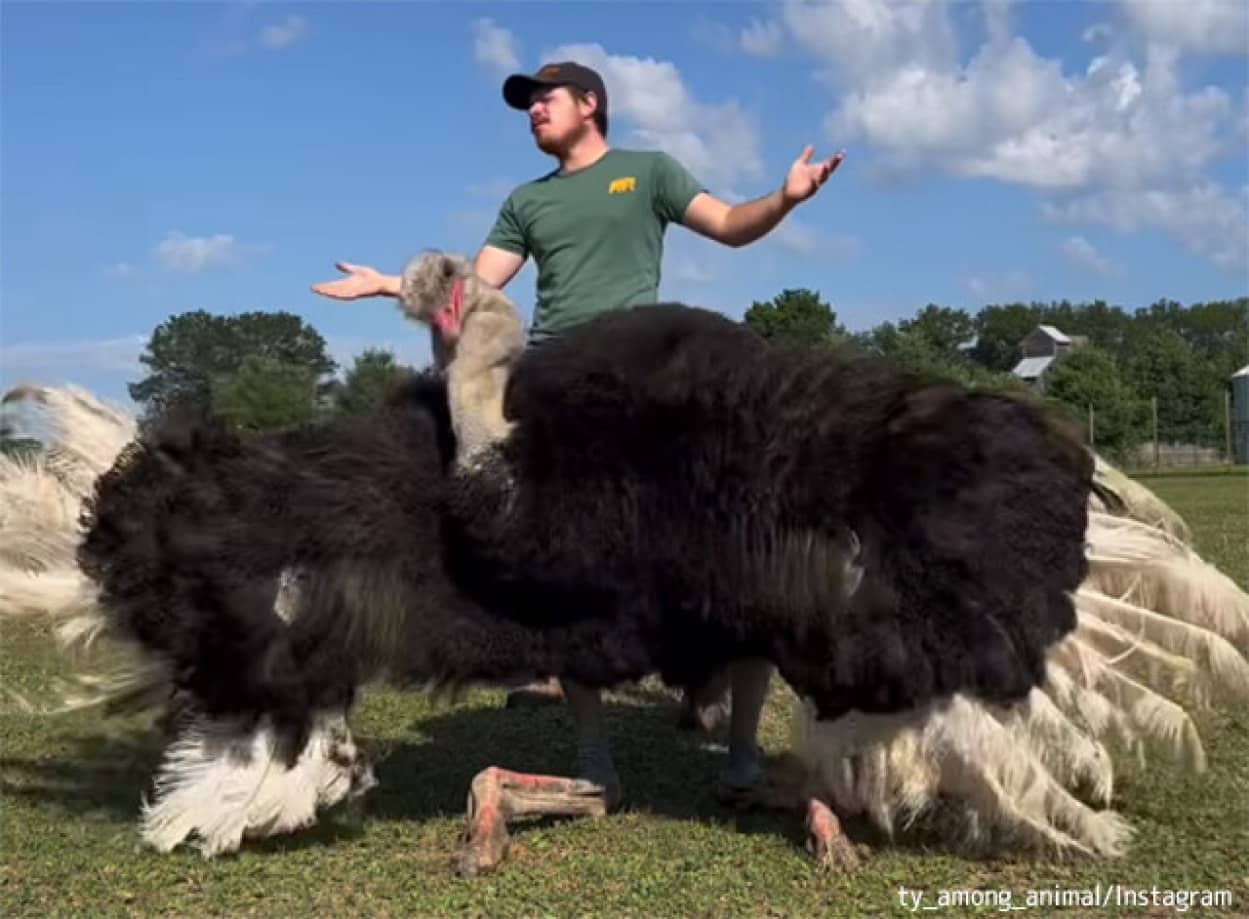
[742,288,844,346]
[743,288,1244,460]
[958,296,1246,455]
[331,348,411,420]
[2,474,1246,916]
[129,309,337,425]
[968,302,1048,371]
[1042,345,1147,462]
[848,319,1022,394]
[1123,328,1222,447]
[212,354,323,433]
[896,303,976,360]
[0,433,43,462]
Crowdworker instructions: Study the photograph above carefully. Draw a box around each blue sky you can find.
[3,0,1246,407]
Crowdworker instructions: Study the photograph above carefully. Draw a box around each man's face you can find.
[527,85,594,154]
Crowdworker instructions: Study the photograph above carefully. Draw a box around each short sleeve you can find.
[483,193,528,258]
[651,152,707,225]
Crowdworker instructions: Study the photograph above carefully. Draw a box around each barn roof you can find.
[1035,325,1071,344]
[1012,355,1055,379]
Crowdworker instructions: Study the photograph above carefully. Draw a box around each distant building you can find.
[1010,324,1088,390]
[1232,364,1249,466]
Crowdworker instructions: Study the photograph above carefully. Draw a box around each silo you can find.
[1233,365,1249,466]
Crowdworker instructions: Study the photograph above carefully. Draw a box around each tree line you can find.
[9,292,1235,466]
[743,290,1247,463]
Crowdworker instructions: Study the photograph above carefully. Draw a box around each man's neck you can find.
[557,134,610,174]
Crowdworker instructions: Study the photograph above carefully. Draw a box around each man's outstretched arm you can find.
[311,245,524,303]
[681,145,844,248]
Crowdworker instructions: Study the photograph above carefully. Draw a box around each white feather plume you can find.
[141,710,375,858]
[790,450,1249,859]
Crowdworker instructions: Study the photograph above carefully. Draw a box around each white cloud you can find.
[782,0,961,90]
[1044,183,1249,273]
[1117,0,1248,57]
[153,231,267,272]
[471,18,520,75]
[1060,235,1114,276]
[821,33,1232,191]
[537,42,764,191]
[689,18,736,55]
[964,270,1031,303]
[740,18,783,57]
[259,15,308,50]
[775,0,1245,271]
[690,15,783,58]
[103,261,136,280]
[666,254,714,284]
[770,218,862,261]
[0,335,147,381]
[466,178,516,201]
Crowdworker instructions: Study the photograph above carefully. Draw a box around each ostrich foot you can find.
[715,757,861,871]
[504,677,564,709]
[805,798,860,871]
[455,767,615,877]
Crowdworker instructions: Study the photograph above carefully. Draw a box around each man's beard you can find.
[536,121,588,156]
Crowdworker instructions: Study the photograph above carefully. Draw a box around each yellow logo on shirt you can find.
[608,176,637,194]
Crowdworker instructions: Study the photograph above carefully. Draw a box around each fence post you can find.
[1226,389,1233,465]
[1152,396,1159,468]
[1088,404,1095,448]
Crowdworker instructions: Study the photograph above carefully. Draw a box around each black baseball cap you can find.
[502,61,608,115]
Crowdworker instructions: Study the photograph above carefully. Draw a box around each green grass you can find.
[3,475,1248,917]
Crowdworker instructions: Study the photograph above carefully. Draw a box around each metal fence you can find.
[1087,393,1244,471]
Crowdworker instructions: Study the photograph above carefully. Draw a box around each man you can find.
[312,59,843,799]
[312,60,842,340]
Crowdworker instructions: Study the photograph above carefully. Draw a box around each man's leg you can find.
[717,658,772,799]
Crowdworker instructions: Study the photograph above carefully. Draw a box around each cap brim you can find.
[502,74,555,109]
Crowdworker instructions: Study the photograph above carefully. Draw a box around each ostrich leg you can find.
[455,680,621,877]
[714,659,861,870]
[716,658,771,799]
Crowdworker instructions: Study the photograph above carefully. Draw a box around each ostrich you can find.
[1,253,1246,877]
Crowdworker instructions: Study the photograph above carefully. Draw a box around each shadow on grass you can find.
[0,690,954,863]
[2,690,843,859]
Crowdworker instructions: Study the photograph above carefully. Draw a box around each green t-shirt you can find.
[484,148,706,342]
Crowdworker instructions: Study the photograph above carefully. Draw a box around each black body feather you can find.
[78,304,1093,759]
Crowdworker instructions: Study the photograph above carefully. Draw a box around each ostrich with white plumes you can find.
[2,250,1246,876]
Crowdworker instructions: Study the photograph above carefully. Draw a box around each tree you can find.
[212,354,322,433]
[1043,345,1146,462]
[742,288,845,346]
[851,318,1020,393]
[129,310,337,422]
[896,304,976,361]
[968,302,1048,372]
[332,348,411,420]
[1123,328,1219,446]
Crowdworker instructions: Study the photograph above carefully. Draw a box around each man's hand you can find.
[781,145,844,206]
[311,262,399,300]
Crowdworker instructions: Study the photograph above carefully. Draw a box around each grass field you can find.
[2,471,1247,917]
